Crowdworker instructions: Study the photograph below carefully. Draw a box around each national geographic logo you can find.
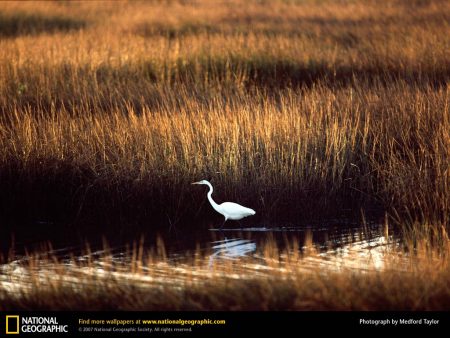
[5,316,68,334]
[5,316,19,334]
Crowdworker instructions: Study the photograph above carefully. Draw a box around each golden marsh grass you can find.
[0,0,449,311]
[0,1,448,233]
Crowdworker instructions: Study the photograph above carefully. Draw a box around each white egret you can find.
[192,180,255,228]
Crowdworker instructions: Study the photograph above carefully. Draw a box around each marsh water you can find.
[1,220,401,273]
[0,219,410,296]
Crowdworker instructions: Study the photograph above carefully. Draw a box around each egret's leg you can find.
[237,220,244,230]
[219,218,227,230]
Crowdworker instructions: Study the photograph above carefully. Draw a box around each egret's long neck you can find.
[205,182,221,212]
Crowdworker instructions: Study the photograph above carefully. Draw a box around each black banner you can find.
[0,311,448,336]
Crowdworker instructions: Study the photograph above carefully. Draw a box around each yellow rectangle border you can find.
[6,315,20,334]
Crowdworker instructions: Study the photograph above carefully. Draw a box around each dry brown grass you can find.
[0,0,448,237]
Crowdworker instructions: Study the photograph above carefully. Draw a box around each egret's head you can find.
[192,179,209,185]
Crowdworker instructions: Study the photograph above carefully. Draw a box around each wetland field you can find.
[0,0,449,311]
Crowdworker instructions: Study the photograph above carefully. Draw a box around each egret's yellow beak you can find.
[191,181,201,185]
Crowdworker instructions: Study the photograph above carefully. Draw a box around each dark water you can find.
[0,220,403,296]
[1,220,392,263]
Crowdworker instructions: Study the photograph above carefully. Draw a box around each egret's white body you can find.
[192,180,255,227]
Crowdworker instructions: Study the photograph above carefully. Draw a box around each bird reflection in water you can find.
[208,238,256,267]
